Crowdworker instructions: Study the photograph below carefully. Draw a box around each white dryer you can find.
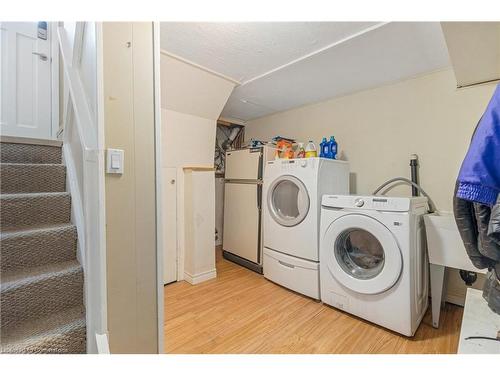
[262,158,349,299]
[320,195,429,336]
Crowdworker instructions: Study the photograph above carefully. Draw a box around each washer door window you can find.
[335,229,385,280]
[267,175,310,227]
[324,214,402,294]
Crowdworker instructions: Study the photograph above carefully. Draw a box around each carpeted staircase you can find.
[0,138,86,354]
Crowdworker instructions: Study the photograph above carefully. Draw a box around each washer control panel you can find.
[322,195,428,212]
[354,198,365,207]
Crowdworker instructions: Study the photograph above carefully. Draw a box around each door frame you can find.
[50,22,59,139]
[153,21,164,355]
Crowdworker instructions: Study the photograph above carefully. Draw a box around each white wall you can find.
[78,23,97,123]
[103,22,158,353]
[162,109,216,167]
[245,68,496,304]
[160,52,235,282]
[246,69,495,212]
[161,53,234,119]
[215,177,225,246]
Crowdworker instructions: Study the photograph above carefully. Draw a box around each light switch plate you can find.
[106,148,124,174]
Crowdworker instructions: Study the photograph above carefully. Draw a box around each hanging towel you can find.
[456,84,500,206]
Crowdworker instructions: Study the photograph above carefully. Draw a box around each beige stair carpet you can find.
[0,139,86,354]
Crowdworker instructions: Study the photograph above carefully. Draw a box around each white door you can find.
[223,182,260,263]
[163,168,177,284]
[0,22,52,139]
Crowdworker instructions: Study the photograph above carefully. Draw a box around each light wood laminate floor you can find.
[164,248,463,354]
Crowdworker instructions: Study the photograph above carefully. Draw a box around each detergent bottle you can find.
[329,136,338,159]
[305,141,317,158]
[319,137,328,158]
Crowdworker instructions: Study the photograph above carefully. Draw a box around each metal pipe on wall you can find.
[410,154,419,197]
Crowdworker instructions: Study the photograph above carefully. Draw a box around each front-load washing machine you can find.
[320,195,429,336]
[262,158,349,299]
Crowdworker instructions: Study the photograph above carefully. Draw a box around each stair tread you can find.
[0,305,85,350]
[0,163,67,193]
[1,260,82,286]
[0,223,76,238]
[0,191,70,199]
[0,191,71,231]
[0,142,62,165]
[0,162,64,167]
[0,136,63,148]
[0,223,77,273]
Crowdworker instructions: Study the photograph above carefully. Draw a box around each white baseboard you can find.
[184,269,217,285]
[95,333,110,354]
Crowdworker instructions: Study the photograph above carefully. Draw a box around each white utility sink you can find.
[424,212,487,329]
[424,212,486,273]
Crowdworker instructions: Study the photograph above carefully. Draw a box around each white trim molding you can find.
[95,333,110,354]
[160,49,241,86]
[153,21,165,355]
[50,22,60,139]
[57,21,108,354]
[184,269,217,285]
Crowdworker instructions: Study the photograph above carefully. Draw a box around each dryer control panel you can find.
[267,158,317,171]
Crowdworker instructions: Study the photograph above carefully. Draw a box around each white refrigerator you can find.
[223,146,274,273]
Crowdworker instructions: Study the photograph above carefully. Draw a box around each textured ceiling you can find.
[160,22,380,83]
[160,22,451,122]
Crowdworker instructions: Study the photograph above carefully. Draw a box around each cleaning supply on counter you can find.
[320,137,328,158]
[272,136,295,159]
[305,140,317,158]
[283,144,294,159]
[296,143,306,158]
[329,136,338,159]
[248,138,265,148]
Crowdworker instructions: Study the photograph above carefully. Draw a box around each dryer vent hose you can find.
[372,177,437,213]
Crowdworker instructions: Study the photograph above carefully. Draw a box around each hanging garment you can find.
[489,201,500,244]
[454,84,500,314]
[456,84,500,206]
[454,190,499,270]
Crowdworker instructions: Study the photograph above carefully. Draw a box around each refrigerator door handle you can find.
[257,152,263,180]
[257,184,263,264]
[257,184,262,210]
[225,179,262,184]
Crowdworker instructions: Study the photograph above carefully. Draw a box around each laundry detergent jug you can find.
[305,140,317,158]
[329,136,338,159]
[320,137,328,158]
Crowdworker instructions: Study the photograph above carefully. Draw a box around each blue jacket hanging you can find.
[454,84,500,314]
[456,84,500,206]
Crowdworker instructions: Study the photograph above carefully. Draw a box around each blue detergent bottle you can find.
[329,136,337,159]
[320,137,328,158]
